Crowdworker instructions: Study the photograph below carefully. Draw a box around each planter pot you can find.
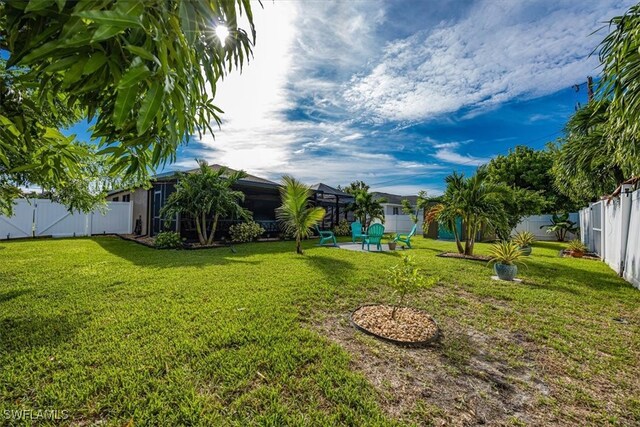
[519,245,532,256]
[494,263,518,281]
[388,242,397,250]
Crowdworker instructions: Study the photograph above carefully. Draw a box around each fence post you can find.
[619,184,634,275]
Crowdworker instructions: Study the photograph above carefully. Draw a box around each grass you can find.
[0,236,638,425]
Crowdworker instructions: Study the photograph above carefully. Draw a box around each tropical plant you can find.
[229,221,265,243]
[427,169,507,256]
[550,102,627,204]
[597,4,640,175]
[387,255,427,320]
[154,231,184,249]
[276,176,326,255]
[512,231,535,248]
[347,189,386,229]
[1,0,256,186]
[332,219,351,236]
[488,241,526,267]
[401,191,429,225]
[541,213,578,242]
[566,239,588,254]
[161,161,251,245]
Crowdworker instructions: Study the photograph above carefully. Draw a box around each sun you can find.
[215,25,230,45]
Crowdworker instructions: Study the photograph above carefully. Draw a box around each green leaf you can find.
[123,45,159,64]
[18,40,61,65]
[136,81,164,135]
[91,25,124,42]
[44,56,79,73]
[62,58,88,87]
[74,10,143,28]
[179,1,196,44]
[117,65,150,89]
[113,85,139,127]
[25,0,55,12]
[83,52,108,75]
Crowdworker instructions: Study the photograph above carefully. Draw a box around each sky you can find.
[71,0,633,196]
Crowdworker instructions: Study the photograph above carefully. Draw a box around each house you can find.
[370,192,426,234]
[107,164,282,240]
[310,183,354,229]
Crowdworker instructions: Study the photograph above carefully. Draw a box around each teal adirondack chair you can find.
[351,221,365,243]
[315,225,337,246]
[362,223,385,251]
[394,223,418,249]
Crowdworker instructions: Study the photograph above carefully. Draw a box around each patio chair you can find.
[394,223,418,249]
[362,223,384,251]
[351,220,365,243]
[315,225,337,246]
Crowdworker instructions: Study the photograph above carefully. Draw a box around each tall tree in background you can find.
[161,161,250,245]
[0,0,255,212]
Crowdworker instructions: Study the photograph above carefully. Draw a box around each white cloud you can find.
[344,0,632,122]
[433,148,490,166]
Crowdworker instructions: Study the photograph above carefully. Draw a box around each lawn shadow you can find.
[0,314,85,355]
[93,236,294,269]
[0,289,32,303]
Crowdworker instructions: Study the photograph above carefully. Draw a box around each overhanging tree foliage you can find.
[598,3,640,175]
[160,161,250,245]
[0,0,256,211]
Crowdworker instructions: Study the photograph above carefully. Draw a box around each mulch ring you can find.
[437,252,491,262]
[351,304,439,347]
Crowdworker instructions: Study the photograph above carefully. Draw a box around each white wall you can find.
[513,213,579,241]
[579,186,640,290]
[0,199,132,239]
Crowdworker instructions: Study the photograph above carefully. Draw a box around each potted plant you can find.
[488,241,526,281]
[388,237,397,251]
[512,231,535,256]
[566,239,587,258]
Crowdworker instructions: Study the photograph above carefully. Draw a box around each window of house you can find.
[112,197,119,202]
[122,194,131,202]
[392,207,399,215]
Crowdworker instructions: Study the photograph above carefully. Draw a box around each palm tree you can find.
[276,176,326,254]
[161,160,250,245]
[551,101,627,203]
[427,169,505,256]
[348,190,386,229]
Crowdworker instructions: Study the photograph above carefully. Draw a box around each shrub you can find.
[229,221,265,243]
[333,219,351,236]
[154,231,183,249]
[567,239,588,253]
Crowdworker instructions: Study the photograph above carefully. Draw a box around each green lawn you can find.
[0,237,638,426]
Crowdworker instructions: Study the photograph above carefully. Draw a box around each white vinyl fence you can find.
[513,213,579,241]
[0,199,132,240]
[579,185,640,289]
[374,214,423,234]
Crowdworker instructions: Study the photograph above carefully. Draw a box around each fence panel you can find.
[0,199,131,239]
[591,201,603,257]
[91,202,132,235]
[513,213,579,241]
[603,198,622,272]
[624,189,640,288]
[0,199,35,239]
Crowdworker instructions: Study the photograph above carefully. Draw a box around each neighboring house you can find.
[107,164,281,239]
[371,192,425,234]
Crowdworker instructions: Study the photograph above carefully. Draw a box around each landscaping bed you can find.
[351,304,438,346]
[437,252,491,262]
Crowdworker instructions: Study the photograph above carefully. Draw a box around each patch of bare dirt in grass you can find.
[315,313,553,426]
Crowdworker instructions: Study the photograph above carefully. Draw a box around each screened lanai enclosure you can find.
[310,183,354,230]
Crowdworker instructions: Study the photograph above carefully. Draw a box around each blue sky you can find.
[69,0,632,195]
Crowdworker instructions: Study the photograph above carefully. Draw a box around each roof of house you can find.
[155,164,279,187]
[371,192,418,205]
[310,183,353,198]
